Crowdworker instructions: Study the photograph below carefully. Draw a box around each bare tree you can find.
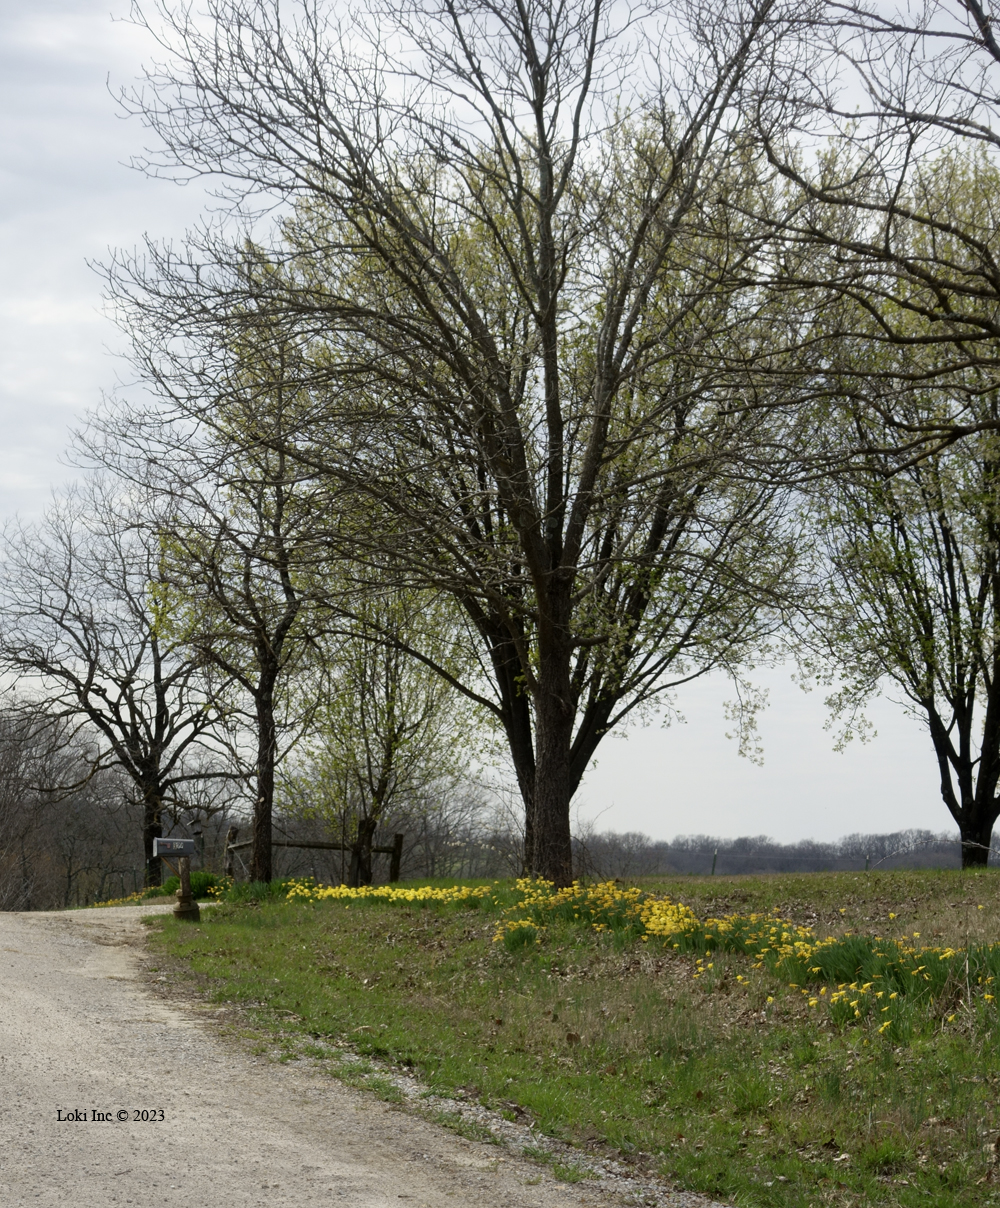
[110,0,808,884]
[158,475,320,884]
[0,709,74,910]
[0,481,229,886]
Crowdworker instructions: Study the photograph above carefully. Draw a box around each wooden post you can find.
[224,826,239,879]
[389,833,404,883]
[173,855,200,921]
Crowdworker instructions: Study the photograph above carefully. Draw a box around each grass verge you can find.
[146,869,1000,1208]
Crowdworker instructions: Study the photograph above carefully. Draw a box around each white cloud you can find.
[0,0,210,518]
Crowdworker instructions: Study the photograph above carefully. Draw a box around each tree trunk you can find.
[349,816,377,887]
[142,790,163,888]
[250,681,277,883]
[928,708,997,870]
[483,626,535,874]
[959,817,994,868]
[530,679,575,886]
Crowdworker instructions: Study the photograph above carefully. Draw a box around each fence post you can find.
[711,848,717,876]
[224,826,239,879]
[389,833,404,883]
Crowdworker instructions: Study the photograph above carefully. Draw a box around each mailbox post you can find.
[152,838,200,921]
[174,855,200,921]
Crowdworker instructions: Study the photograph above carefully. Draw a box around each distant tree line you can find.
[574,829,965,880]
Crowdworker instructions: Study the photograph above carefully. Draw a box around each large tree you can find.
[114,0,808,883]
[806,385,1000,866]
[748,119,1000,861]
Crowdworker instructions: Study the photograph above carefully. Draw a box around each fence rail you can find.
[224,831,404,884]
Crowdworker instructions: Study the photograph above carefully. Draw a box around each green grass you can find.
[144,870,227,900]
[146,869,1000,1207]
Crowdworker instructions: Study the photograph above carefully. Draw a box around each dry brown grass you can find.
[640,867,1000,947]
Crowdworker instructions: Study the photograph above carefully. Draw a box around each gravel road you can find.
[0,905,725,1208]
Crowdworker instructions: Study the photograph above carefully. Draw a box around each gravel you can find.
[0,904,730,1208]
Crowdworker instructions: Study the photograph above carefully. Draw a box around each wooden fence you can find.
[224,830,404,884]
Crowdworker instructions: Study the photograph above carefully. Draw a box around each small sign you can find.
[153,838,195,857]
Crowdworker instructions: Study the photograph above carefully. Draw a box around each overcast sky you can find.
[0,0,950,845]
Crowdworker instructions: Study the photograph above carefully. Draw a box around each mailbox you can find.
[153,838,196,857]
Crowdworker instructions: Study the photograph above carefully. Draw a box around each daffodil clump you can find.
[496,877,649,936]
[637,895,702,937]
[493,917,542,949]
[91,889,148,908]
[487,878,655,949]
[284,878,496,907]
[283,874,1000,1031]
[93,873,234,908]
